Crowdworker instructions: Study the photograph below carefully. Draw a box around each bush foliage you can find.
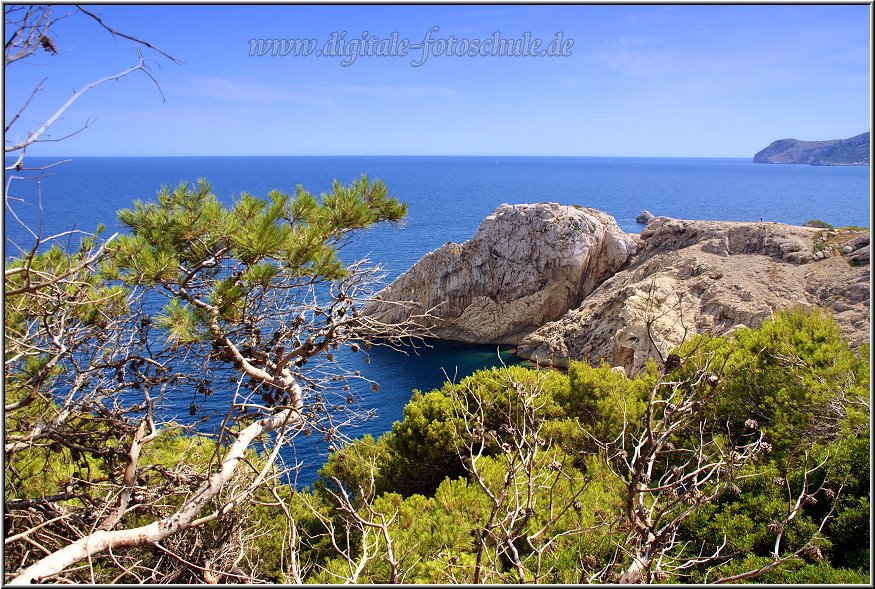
[291,309,869,583]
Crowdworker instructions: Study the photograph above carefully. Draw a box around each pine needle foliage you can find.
[114,175,406,348]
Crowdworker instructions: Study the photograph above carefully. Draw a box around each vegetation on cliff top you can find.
[303,308,869,583]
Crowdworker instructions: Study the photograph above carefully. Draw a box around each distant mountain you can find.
[753,132,869,166]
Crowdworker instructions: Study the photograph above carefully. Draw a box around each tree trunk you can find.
[618,550,649,584]
[10,406,297,584]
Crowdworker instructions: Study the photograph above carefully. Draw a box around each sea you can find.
[4,156,871,487]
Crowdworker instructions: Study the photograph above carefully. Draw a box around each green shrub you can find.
[803,219,834,229]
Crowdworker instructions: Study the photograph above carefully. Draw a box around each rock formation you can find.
[518,218,870,374]
[842,234,870,265]
[636,210,655,224]
[363,203,637,343]
[753,132,870,166]
[365,205,870,375]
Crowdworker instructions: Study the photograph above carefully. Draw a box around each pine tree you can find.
[6,176,419,583]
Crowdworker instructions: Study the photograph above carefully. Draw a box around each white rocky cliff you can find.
[364,206,870,375]
[518,217,870,373]
[363,203,638,343]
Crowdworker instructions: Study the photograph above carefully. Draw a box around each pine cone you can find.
[663,353,681,372]
[39,35,58,55]
[804,545,824,562]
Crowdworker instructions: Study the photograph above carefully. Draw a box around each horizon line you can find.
[8,154,759,160]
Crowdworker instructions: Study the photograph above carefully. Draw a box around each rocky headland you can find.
[364,203,637,343]
[364,204,870,375]
[753,131,870,166]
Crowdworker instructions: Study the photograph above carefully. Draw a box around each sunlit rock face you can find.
[519,218,870,374]
[363,202,637,343]
[365,204,869,375]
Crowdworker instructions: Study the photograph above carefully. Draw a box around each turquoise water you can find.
[5,156,870,485]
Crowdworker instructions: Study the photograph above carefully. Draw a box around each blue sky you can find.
[4,3,871,157]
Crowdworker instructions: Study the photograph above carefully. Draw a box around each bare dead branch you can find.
[5,53,157,154]
[75,5,183,65]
